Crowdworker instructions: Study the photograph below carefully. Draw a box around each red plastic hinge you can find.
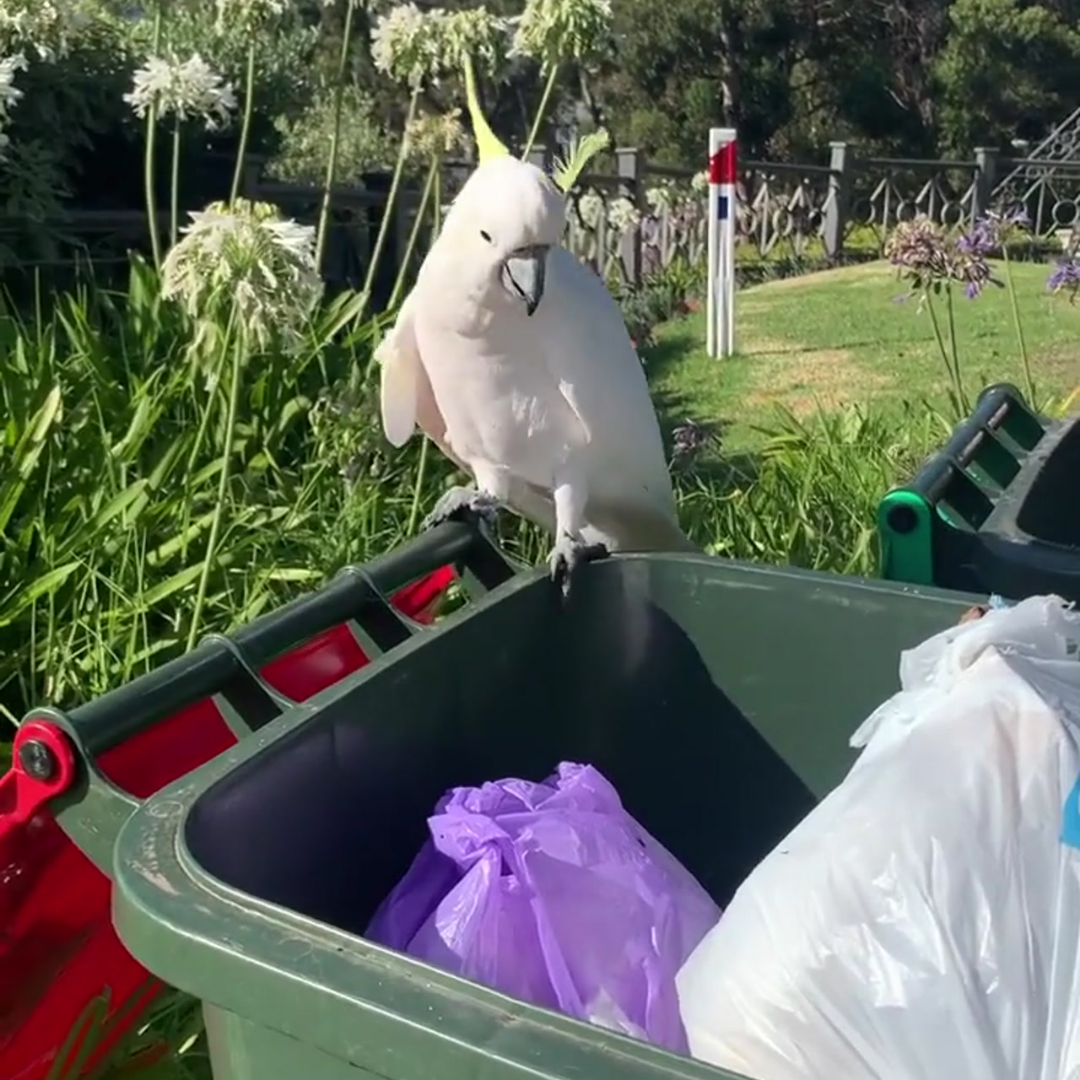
[0,722,76,833]
[708,140,737,186]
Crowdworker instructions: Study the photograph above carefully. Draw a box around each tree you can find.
[594,0,818,163]
[934,0,1080,153]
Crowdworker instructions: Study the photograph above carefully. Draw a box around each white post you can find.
[706,127,737,359]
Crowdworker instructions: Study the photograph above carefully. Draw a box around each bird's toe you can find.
[422,486,502,532]
[547,535,609,597]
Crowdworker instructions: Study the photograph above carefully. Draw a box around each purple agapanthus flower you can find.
[885,215,1001,299]
[1048,257,1080,301]
[957,207,1030,259]
[957,221,995,258]
[1006,206,1032,230]
[670,419,720,466]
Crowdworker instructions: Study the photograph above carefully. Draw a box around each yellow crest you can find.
[462,55,509,163]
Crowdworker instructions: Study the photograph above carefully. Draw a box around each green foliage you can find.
[616,257,702,347]
[117,1,321,131]
[0,1,323,267]
[268,83,398,185]
[934,0,1080,153]
[0,16,134,257]
[591,0,1080,161]
[678,405,944,577]
[595,0,835,160]
[0,258,451,722]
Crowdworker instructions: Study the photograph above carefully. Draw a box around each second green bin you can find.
[51,529,975,1080]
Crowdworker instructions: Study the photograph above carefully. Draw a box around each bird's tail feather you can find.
[502,482,702,555]
[582,501,702,555]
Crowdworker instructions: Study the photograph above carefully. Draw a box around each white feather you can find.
[533,247,678,524]
[376,295,420,449]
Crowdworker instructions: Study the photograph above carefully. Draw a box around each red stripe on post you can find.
[708,140,737,185]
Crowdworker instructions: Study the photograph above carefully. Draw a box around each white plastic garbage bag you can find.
[676,594,1080,1080]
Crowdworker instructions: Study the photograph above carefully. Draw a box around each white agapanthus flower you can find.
[0,51,25,111]
[0,50,25,158]
[372,4,510,88]
[512,0,612,72]
[645,184,676,213]
[440,7,511,77]
[405,107,467,162]
[161,199,323,356]
[690,170,709,193]
[606,195,640,233]
[125,53,236,129]
[576,188,603,229]
[370,2,438,88]
[0,0,84,61]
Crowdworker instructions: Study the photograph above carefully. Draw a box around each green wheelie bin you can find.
[31,521,977,1080]
[878,381,1080,601]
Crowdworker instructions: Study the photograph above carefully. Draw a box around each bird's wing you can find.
[376,292,424,448]
[378,290,557,534]
[533,247,678,523]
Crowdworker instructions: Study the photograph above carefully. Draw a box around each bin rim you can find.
[106,553,980,1080]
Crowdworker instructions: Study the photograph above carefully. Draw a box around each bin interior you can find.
[1015,415,1080,547]
[184,558,969,937]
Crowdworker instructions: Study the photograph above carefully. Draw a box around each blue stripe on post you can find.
[718,194,729,221]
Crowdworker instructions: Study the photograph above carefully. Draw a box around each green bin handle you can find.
[22,519,518,874]
[878,382,1046,587]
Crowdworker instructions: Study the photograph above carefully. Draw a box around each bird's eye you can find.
[479,230,493,243]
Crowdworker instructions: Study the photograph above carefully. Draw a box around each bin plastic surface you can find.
[36,524,975,1080]
[976,411,1080,599]
[878,382,1080,601]
[0,557,461,1080]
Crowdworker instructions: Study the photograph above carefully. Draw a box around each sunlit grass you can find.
[649,258,1077,452]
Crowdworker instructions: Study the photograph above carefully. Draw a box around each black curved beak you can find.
[503,245,549,316]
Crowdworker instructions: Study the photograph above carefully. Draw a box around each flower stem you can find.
[925,288,964,419]
[314,0,357,271]
[388,154,438,309]
[169,113,181,247]
[406,435,430,536]
[143,6,165,268]
[523,63,559,158]
[1001,244,1036,405]
[179,376,219,562]
[943,282,968,414]
[357,87,420,319]
[186,331,244,653]
[229,42,257,206]
[432,159,441,238]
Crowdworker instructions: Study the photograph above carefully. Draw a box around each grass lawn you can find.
[648,259,1080,451]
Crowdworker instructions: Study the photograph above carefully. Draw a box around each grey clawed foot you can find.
[547,533,609,598]
[421,485,503,533]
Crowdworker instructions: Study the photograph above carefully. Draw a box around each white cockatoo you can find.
[376,59,696,592]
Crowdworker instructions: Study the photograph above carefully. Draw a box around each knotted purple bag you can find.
[366,761,721,1054]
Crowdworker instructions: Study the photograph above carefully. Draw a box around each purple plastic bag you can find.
[365,761,721,1054]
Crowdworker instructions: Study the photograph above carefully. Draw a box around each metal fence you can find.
[5,139,1079,296]
[561,142,1080,288]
